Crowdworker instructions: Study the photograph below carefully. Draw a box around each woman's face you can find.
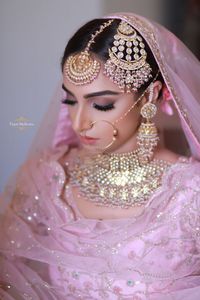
[62,61,143,154]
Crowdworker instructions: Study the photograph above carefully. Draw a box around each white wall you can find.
[0,0,165,192]
[102,0,165,24]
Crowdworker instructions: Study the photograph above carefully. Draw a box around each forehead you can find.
[62,63,123,95]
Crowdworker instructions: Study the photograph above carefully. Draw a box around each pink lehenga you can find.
[1,12,200,300]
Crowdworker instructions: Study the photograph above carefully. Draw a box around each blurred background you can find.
[0,0,200,191]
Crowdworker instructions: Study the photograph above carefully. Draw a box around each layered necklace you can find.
[67,148,172,209]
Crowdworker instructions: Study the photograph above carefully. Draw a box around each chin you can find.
[81,144,100,152]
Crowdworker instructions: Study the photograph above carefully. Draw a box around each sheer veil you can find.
[1,12,200,212]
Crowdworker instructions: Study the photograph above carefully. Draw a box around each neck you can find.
[106,132,138,155]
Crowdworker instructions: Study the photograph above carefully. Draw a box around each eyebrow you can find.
[62,84,121,99]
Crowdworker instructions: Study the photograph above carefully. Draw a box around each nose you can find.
[72,105,92,133]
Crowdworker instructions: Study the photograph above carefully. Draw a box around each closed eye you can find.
[61,99,76,105]
[92,103,115,111]
[61,99,115,111]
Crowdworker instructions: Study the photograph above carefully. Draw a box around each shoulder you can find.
[155,147,200,185]
[160,154,200,231]
[164,156,200,191]
[155,148,200,192]
[160,154,200,238]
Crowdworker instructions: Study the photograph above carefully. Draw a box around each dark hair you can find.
[61,18,164,94]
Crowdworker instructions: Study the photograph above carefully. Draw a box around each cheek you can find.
[92,103,140,140]
[67,109,78,129]
[93,109,140,150]
[118,110,140,138]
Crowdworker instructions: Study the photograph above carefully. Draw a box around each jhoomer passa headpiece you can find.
[104,21,153,92]
[64,20,153,92]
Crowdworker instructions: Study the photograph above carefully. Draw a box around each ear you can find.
[152,80,163,102]
[139,80,163,107]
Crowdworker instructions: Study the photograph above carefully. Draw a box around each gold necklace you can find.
[67,149,172,209]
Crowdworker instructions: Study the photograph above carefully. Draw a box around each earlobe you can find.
[140,95,147,106]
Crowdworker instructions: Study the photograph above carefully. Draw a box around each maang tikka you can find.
[64,19,114,85]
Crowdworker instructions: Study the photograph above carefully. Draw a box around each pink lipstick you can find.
[79,135,99,145]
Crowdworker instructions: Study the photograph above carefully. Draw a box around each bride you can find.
[0,12,200,300]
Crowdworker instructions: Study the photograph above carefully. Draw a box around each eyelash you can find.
[61,99,75,105]
[61,99,115,111]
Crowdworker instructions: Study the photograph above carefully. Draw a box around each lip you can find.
[79,135,99,145]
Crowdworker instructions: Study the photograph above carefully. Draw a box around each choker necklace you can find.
[67,149,172,209]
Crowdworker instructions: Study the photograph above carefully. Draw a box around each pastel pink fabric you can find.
[1,145,200,299]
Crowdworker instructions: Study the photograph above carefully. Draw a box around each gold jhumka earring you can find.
[137,82,159,164]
